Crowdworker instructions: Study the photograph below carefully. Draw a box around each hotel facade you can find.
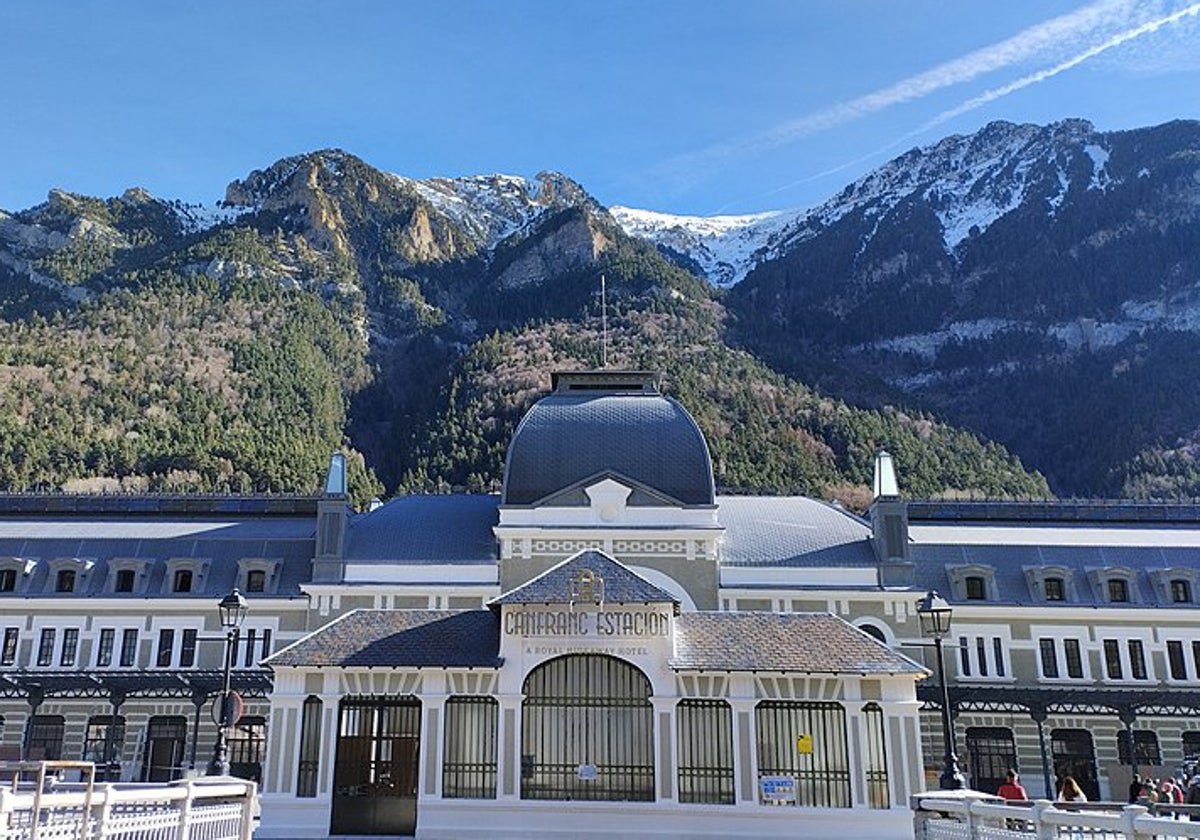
[2,370,1199,836]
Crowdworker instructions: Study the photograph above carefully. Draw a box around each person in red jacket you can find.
[997,769,1028,800]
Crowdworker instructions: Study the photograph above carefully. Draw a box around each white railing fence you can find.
[914,791,1200,840]
[0,762,256,840]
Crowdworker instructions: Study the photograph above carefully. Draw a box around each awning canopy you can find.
[0,670,273,701]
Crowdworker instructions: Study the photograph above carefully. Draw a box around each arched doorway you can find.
[1051,728,1099,802]
[521,654,654,801]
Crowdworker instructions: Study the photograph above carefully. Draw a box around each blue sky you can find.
[2,0,1198,216]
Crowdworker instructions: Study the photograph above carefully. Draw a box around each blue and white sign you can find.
[760,775,797,804]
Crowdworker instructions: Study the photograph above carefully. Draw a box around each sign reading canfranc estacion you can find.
[504,609,670,638]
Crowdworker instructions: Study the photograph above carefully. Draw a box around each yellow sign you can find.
[796,734,813,754]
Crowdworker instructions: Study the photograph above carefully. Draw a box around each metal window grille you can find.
[297,695,322,797]
[992,638,1006,678]
[521,654,654,802]
[1064,639,1083,678]
[120,629,138,667]
[1103,639,1123,679]
[443,696,498,799]
[27,715,65,760]
[755,701,851,808]
[157,628,175,668]
[1128,640,1148,679]
[1118,730,1161,765]
[2,627,18,666]
[334,697,421,796]
[676,699,735,805]
[228,715,266,783]
[1169,641,1189,680]
[97,628,115,667]
[1039,639,1058,678]
[180,629,197,668]
[966,727,1016,796]
[83,715,126,765]
[60,628,78,667]
[37,628,55,666]
[863,703,890,809]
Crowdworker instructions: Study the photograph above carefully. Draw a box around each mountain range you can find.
[2,117,1199,503]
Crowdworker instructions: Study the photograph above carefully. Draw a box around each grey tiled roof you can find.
[718,496,876,567]
[0,513,315,599]
[268,610,501,668]
[491,550,678,607]
[672,612,925,675]
[344,494,499,564]
[502,392,714,507]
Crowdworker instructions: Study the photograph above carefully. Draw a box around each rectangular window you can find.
[1104,639,1123,679]
[1129,640,1147,680]
[156,629,174,668]
[443,697,500,799]
[1108,579,1129,602]
[261,628,272,660]
[1064,639,1084,679]
[1044,577,1065,601]
[975,637,988,677]
[1039,638,1059,678]
[0,568,16,592]
[958,636,971,677]
[119,629,138,667]
[60,628,78,667]
[1168,641,1188,680]
[993,638,1006,677]
[243,628,257,667]
[676,699,735,805]
[180,629,197,668]
[96,629,115,667]
[2,628,18,666]
[755,701,851,807]
[297,696,323,797]
[1193,641,1200,680]
[37,628,56,666]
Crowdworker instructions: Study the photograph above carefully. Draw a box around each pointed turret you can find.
[869,451,914,586]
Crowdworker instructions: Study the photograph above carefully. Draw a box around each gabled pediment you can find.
[524,470,689,510]
[490,549,679,612]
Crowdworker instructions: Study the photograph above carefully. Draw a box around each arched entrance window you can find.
[1051,728,1099,802]
[521,654,654,801]
[966,726,1016,796]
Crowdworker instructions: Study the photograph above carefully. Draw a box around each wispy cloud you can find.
[659,0,1196,204]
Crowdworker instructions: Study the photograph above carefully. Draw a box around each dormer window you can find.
[162,558,209,596]
[1044,577,1065,601]
[1108,579,1129,603]
[56,570,76,593]
[964,576,987,601]
[1171,579,1192,604]
[173,569,193,593]
[115,569,135,593]
[0,568,15,592]
[246,570,266,593]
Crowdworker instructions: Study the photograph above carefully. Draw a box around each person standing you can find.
[998,769,1028,800]
[1058,776,1087,802]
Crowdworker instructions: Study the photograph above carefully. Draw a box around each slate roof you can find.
[344,494,499,564]
[718,496,876,567]
[267,610,502,668]
[671,612,925,675]
[490,549,679,608]
[0,508,315,599]
[502,391,714,507]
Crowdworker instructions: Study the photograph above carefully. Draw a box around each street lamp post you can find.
[916,590,966,790]
[206,589,248,777]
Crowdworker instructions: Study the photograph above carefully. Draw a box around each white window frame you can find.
[1094,627,1157,684]
[1030,625,1093,683]
[148,617,205,669]
[950,624,1015,683]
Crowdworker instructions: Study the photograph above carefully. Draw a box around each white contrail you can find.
[664,0,1156,176]
[711,0,1200,211]
[922,1,1200,130]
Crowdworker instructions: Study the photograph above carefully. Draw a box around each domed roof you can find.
[502,371,715,507]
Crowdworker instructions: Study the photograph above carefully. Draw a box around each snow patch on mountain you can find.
[1083,143,1112,190]
[403,174,547,250]
[610,205,797,286]
[169,200,253,234]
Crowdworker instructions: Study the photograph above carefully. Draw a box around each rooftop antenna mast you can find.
[600,272,609,368]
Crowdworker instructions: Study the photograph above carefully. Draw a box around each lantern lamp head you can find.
[916,590,953,639]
